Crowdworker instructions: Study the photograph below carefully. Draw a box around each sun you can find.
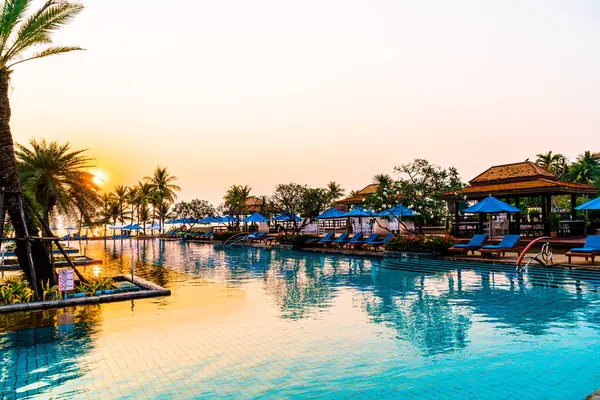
[91,169,108,186]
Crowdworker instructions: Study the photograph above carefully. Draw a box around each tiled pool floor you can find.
[1,239,600,399]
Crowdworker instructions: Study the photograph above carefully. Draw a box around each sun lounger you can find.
[321,233,347,247]
[347,233,379,249]
[364,233,395,250]
[249,232,267,242]
[333,233,361,247]
[306,232,335,244]
[448,234,488,256]
[566,235,600,265]
[479,234,523,258]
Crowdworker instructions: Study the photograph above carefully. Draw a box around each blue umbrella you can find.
[377,204,416,218]
[273,213,302,222]
[197,216,217,224]
[343,208,374,218]
[461,196,520,214]
[122,224,143,230]
[165,218,179,224]
[575,197,600,210]
[217,215,239,223]
[244,212,268,223]
[316,208,346,220]
[461,196,520,238]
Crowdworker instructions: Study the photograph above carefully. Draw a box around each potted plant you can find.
[548,213,561,238]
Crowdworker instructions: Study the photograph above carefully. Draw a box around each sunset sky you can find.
[9,0,600,205]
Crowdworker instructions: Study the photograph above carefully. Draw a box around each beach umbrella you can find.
[342,208,374,218]
[122,224,143,230]
[316,208,346,220]
[377,204,416,218]
[461,196,520,238]
[575,197,600,211]
[217,215,238,223]
[165,218,179,224]
[244,212,268,223]
[316,208,346,233]
[65,226,77,231]
[273,213,301,222]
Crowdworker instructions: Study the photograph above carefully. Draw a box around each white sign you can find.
[57,268,75,291]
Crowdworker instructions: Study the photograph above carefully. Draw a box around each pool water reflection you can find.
[2,239,600,399]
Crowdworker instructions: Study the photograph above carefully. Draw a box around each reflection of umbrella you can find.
[244,212,268,223]
[462,196,520,238]
[576,197,600,210]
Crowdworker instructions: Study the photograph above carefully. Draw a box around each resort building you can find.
[336,184,379,211]
[442,161,597,237]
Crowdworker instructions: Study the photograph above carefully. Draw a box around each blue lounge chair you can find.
[347,233,379,249]
[249,232,267,242]
[64,234,71,240]
[479,234,523,258]
[333,233,361,247]
[448,234,488,256]
[306,232,335,244]
[364,233,395,250]
[566,235,600,265]
[321,233,347,247]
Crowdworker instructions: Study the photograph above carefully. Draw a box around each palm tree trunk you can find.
[0,70,46,298]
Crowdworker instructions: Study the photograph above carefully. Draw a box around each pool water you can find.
[2,239,600,399]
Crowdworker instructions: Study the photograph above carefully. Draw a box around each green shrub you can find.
[213,231,239,241]
[77,277,114,294]
[0,277,34,305]
[387,235,455,254]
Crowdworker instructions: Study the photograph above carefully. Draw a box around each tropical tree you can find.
[223,184,251,228]
[535,151,569,178]
[271,183,329,233]
[0,0,84,295]
[16,139,99,226]
[325,181,344,206]
[112,185,129,224]
[145,167,180,229]
[98,192,116,236]
[568,151,600,185]
[126,185,139,225]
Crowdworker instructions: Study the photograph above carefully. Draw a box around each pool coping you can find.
[0,275,170,314]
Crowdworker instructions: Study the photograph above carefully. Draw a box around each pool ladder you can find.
[516,237,553,273]
[223,233,250,248]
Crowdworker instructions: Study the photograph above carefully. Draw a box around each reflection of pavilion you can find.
[442,161,597,237]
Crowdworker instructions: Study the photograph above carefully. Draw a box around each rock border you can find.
[0,274,170,314]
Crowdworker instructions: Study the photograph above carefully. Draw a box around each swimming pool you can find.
[2,239,600,399]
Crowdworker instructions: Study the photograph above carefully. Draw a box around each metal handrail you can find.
[516,236,553,273]
[223,232,250,248]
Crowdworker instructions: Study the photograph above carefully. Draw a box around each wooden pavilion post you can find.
[571,193,577,220]
[515,197,521,234]
[452,199,459,236]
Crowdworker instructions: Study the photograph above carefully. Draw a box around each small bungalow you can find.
[337,184,379,211]
[441,161,597,237]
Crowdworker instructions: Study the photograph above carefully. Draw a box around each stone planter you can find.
[383,251,442,260]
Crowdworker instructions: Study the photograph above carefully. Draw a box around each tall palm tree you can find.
[145,167,180,229]
[16,139,98,226]
[535,151,569,178]
[0,0,84,294]
[126,186,139,225]
[326,181,345,205]
[568,151,600,184]
[135,181,153,232]
[113,185,129,224]
[98,192,115,237]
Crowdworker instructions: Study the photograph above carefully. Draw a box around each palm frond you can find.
[2,1,83,64]
[7,45,82,67]
[0,0,29,56]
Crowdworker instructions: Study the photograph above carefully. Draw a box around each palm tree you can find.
[0,0,84,294]
[98,192,115,237]
[535,151,569,178]
[568,151,600,184]
[145,167,180,229]
[126,186,139,225]
[326,181,345,205]
[135,181,153,232]
[16,139,98,226]
[113,185,129,224]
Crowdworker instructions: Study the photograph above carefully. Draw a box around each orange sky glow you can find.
[9,0,600,205]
